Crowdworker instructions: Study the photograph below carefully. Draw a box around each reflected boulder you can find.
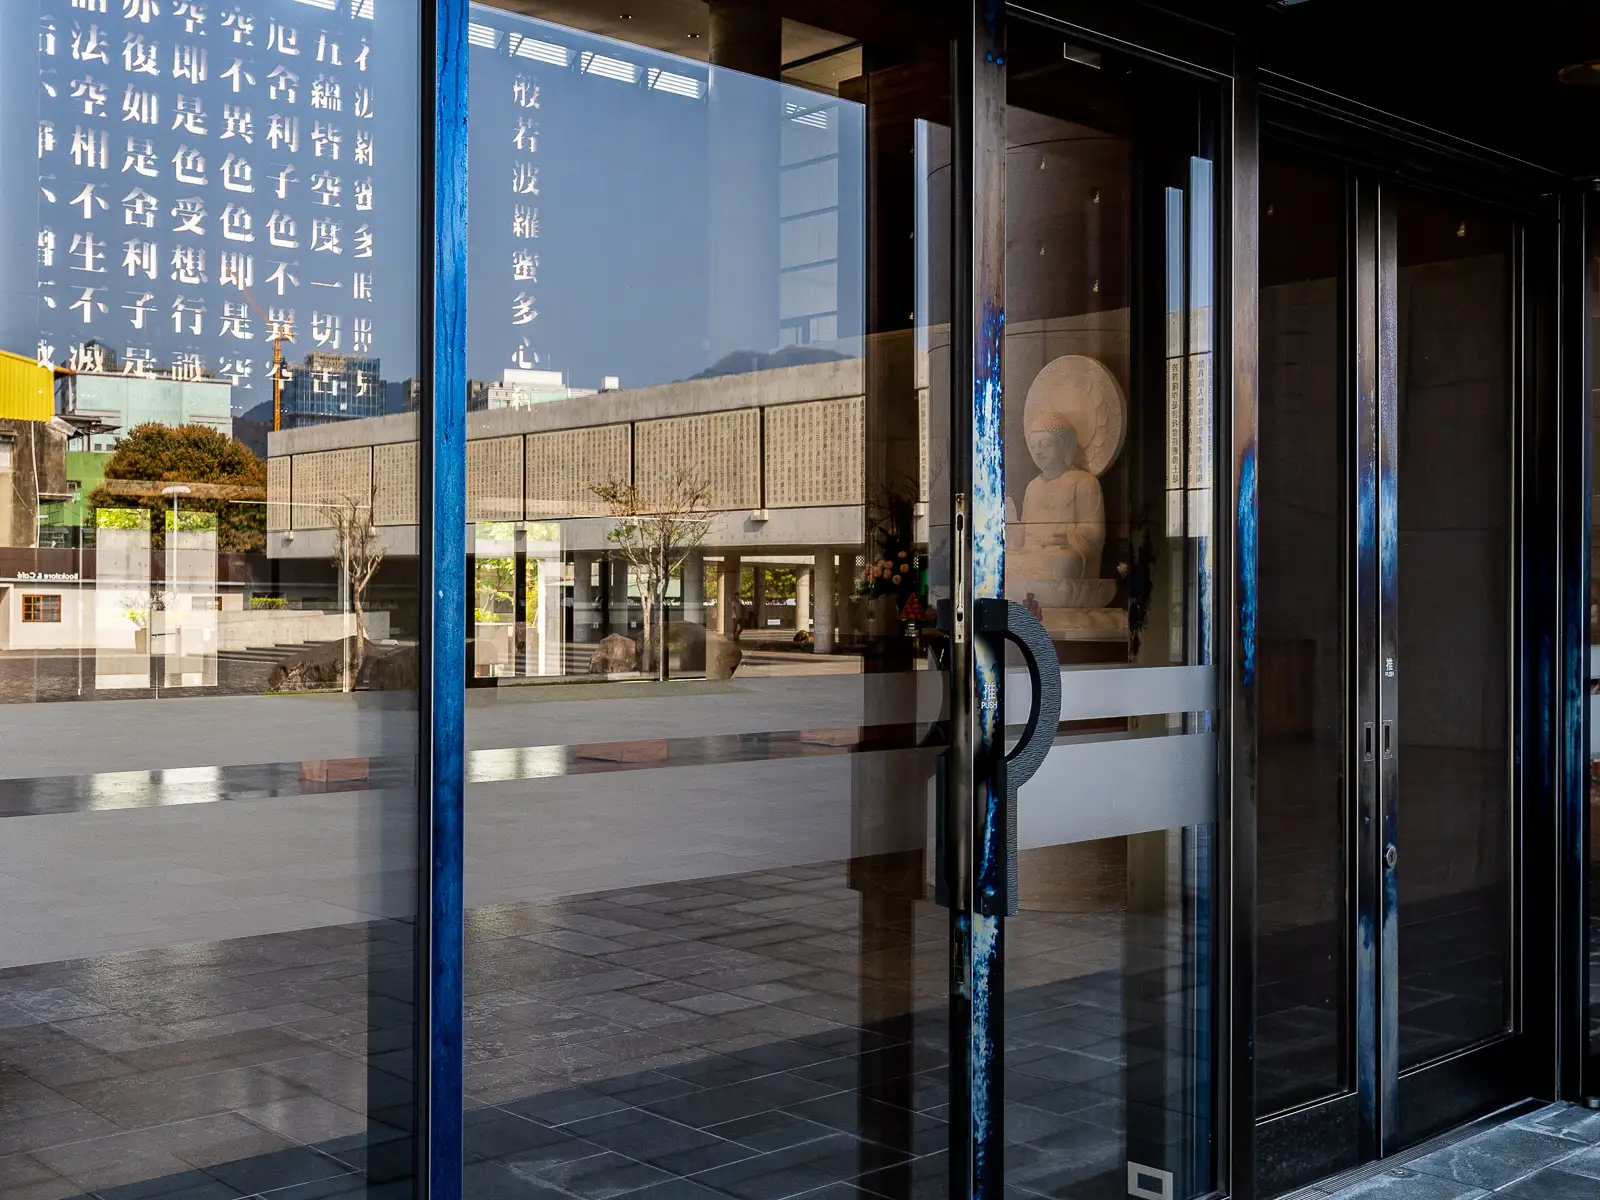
[365,643,419,692]
[666,621,742,680]
[267,637,376,692]
[588,633,639,675]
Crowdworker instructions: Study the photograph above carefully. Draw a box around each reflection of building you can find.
[473,369,607,411]
[66,373,233,452]
[266,356,893,668]
[385,378,422,415]
[0,350,70,548]
[279,354,383,429]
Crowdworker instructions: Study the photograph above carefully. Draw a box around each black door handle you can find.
[976,598,1062,916]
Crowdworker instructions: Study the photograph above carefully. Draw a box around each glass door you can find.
[952,17,1224,1200]
[1256,148,1544,1194]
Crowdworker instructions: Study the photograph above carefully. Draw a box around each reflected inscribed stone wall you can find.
[373,441,418,526]
[266,456,291,533]
[763,396,864,507]
[524,424,630,517]
[467,436,524,521]
[635,409,759,510]
[292,447,372,530]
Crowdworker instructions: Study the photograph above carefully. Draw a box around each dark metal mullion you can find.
[418,0,469,1195]
[1351,177,1382,1163]
[1224,39,1261,1200]
[1565,186,1595,1101]
[1375,186,1402,1158]
[1510,218,1529,1046]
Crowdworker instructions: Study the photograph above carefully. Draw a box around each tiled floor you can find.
[1306,1104,1600,1199]
[0,854,1203,1200]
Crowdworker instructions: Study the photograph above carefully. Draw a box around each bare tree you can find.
[591,470,712,680]
[330,492,386,690]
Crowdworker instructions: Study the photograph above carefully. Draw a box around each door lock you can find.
[1384,844,1398,869]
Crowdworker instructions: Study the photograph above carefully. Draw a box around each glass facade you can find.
[0,3,1592,1199]
[0,2,425,1198]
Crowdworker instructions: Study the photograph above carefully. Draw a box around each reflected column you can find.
[682,550,705,629]
[707,1,781,361]
[814,551,836,653]
[717,553,740,634]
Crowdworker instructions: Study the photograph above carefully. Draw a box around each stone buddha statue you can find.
[1005,354,1127,636]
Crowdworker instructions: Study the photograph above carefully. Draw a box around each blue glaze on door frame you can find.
[421,0,469,1195]
[963,0,1006,1194]
[1374,191,1401,1153]
[1352,178,1382,1158]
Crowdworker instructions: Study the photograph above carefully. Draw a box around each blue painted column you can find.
[420,0,468,1195]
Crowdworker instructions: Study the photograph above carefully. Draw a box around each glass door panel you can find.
[1256,155,1352,1117]
[1254,147,1539,1190]
[1391,191,1515,1069]
[999,25,1218,1200]
[459,5,959,1198]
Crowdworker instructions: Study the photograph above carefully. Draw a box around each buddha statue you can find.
[1005,354,1127,636]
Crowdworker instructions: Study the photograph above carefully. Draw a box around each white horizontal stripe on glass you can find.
[1005,664,1215,722]
[1018,733,1215,847]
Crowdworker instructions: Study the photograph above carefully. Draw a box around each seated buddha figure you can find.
[1006,354,1125,614]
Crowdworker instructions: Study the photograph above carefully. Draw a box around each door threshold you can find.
[1276,1098,1545,1199]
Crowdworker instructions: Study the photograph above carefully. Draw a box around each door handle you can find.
[976,598,1062,916]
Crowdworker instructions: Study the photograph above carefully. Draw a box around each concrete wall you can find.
[0,588,389,651]
[266,360,878,559]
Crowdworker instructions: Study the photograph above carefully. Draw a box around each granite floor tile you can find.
[641,1072,837,1129]
[93,1168,251,1200]
[706,1109,839,1153]
[1491,1167,1600,1199]
[521,1149,675,1199]
[1543,1142,1600,1180]
[1314,1167,1490,1199]
[616,1176,732,1200]
[32,1130,198,1195]
[690,1132,908,1200]
[565,1106,755,1174]
[463,1159,573,1198]
[465,1107,595,1164]
[0,1152,83,1200]
[1402,1127,1576,1191]
[250,1171,369,1200]
[193,1145,348,1194]
[1508,1104,1600,1145]
[503,1085,634,1127]
[0,1104,122,1156]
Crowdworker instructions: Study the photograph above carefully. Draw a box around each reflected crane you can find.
[239,289,294,432]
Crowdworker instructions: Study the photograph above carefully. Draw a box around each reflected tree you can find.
[591,470,711,679]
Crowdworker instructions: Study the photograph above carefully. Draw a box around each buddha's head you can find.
[1025,412,1082,478]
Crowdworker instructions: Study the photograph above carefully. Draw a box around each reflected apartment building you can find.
[2,3,1600,1200]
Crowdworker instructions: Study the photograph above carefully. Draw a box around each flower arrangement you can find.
[860,550,916,599]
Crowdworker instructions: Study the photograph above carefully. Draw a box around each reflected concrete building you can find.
[266,352,941,674]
